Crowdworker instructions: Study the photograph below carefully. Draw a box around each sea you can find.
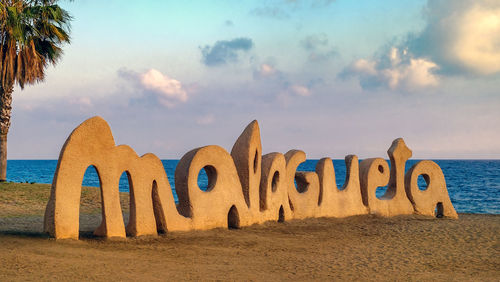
[6,159,500,214]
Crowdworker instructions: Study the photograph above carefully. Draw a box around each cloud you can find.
[286,0,336,7]
[258,64,277,76]
[69,97,93,107]
[285,0,335,8]
[252,63,315,98]
[250,7,290,20]
[301,34,328,50]
[200,38,254,66]
[251,0,336,20]
[300,33,338,62]
[196,114,215,125]
[342,0,500,90]
[289,85,311,97]
[118,68,188,108]
[253,63,280,80]
[407,0,500,76]
[140,69,188,106]
[340,47,439,91]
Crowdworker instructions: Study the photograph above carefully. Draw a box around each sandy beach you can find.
[0,183,498,281]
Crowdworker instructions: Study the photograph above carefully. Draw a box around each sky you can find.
[8,0,500,159]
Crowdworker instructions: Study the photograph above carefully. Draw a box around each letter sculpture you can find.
[44,117,457,239]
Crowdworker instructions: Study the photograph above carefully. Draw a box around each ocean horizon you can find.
[6,159,500,215]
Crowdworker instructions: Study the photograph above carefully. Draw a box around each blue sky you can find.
[9,0,500,159]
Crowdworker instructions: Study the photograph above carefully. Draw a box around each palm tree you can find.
[0,0,71,181]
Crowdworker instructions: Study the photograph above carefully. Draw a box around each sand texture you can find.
[0,183,498,281]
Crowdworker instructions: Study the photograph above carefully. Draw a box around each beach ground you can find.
[0,183,498,281]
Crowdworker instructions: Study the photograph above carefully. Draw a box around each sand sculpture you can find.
[44,117,458,239]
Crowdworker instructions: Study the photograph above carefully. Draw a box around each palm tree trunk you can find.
[0,84,13,182]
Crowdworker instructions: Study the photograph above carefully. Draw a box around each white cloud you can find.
[342,0,500,88]
[140,69,188,107]
[400,58,439,89]
[254,63,278,79]
[252,63,315,98]
[260,64,277,76]
[196,114,216,125]
[118,68,188,108]
[289,84,311,96]
[69,97,93,107]
[408,0,500,76]
[350,59,377,76]
[341,47,439,91]
[452,4,500,74]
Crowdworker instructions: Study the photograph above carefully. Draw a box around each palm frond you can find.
[0,0,71,89]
